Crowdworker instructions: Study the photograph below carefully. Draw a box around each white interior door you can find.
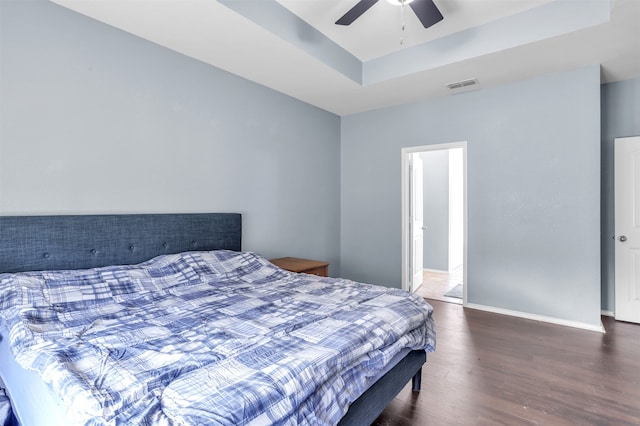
[410,154,424,292]
[615,136,640,323]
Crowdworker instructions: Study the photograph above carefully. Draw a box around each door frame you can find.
[401,142,468,304]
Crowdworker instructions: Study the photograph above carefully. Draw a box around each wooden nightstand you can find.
[270,257,329,277]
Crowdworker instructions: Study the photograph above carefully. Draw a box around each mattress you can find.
[0,320,67,426]
[0,250,435,425]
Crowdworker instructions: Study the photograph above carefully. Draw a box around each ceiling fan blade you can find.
[335,0,379,25]
[409,0,443,28]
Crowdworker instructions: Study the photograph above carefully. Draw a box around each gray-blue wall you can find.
[601,78,640,313]
[0,0,341,273]
[421,150,449,271]
[341,66,602,328]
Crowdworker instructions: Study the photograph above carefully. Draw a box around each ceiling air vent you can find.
[445,78,479,90]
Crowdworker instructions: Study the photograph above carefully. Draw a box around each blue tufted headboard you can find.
[0,213,241,273]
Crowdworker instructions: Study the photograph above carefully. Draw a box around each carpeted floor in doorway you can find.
[444,283,463,299]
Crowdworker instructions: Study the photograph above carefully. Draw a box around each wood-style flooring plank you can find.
[374,300,640,426]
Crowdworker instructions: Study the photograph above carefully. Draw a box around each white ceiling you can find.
[278,0,555,61]
[51,0,640,116]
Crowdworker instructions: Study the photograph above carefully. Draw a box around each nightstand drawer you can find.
[270,257,329,277]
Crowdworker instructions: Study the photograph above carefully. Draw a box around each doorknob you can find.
[619,235,627,242]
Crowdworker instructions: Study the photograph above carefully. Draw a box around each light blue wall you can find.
[420,150,449,271]
[341,66,601,327]
[0,0,341,274]
[600,78,640,312]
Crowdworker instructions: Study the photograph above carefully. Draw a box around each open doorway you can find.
[401,142,467,304]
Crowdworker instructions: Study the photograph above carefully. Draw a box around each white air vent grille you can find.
[445,78,479,90]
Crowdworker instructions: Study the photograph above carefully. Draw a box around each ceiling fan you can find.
[335,0,443,28]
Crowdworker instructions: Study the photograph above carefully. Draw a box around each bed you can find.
[0,213,435,425]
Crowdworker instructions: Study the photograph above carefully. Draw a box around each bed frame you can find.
[0,213,425,425]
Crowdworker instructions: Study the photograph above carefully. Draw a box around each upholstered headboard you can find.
[0,213,241,273]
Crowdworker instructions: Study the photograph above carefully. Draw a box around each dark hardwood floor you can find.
[374,300,640,425]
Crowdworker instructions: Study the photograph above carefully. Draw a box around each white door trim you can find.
[401,142,468,304]
[448,147,465,274]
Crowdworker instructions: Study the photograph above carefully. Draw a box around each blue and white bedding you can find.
[0,378,16,426]
[0,323,66,426]
[0,250,435,425]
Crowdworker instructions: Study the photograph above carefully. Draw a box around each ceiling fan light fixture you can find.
[386,0,416,5]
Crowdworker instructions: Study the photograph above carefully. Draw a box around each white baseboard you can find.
[422,268,448,273]
[601,310,614,317]
[464,303,606,333]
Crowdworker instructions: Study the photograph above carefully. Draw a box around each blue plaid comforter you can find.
[0,250,435,425]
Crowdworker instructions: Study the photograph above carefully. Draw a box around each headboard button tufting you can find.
[129,245,135,251]
[191,241,198,248]
[91,249,98,255]
[163,242,168,248]
[43,253,50,259]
